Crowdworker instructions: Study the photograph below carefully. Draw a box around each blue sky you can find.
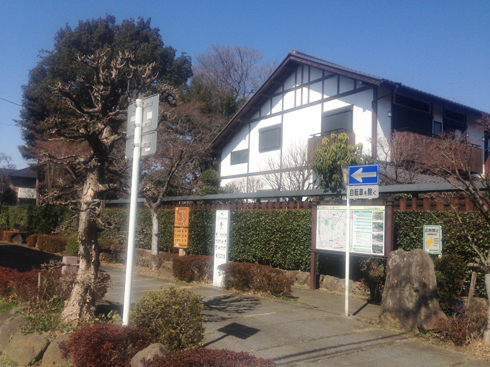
[1,0,489,168]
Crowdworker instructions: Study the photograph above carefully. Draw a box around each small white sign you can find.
[18,187,36,199]
[347,185,379,199]
[213,210,230,287]
[423,225,442,255]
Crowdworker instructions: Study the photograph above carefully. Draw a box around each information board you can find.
[423,225,442,255]
[174,207,189,227]
[173,227,189,249]
[213,210,230,287]
[316,205,385,256]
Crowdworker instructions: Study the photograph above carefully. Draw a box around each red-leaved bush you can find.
[219,262,294,297]
[0,266,111,304]
[60,323,151,367]
[435,304,488,345]
[143,348,276,367]
[173,255,212,282]
[0,266,61,302]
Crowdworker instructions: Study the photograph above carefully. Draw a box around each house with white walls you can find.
[211,50,488,191]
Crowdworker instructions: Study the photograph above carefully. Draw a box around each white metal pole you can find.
[345,196,350,317]
[122,99,143,326]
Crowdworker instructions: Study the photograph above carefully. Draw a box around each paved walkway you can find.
[101,265,490,366]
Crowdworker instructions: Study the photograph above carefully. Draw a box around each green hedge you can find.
[230,210,312,271]
[0,205,72,235]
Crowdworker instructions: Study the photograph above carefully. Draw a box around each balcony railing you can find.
[394,129,483,174]
[307,129,355,163]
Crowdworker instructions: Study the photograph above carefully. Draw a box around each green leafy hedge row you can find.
[96,209,312,271]
[0,205,72,236]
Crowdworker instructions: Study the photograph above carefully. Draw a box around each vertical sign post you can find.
[122,95,159,326]
[213,210,230,287]
[344,164,379,317]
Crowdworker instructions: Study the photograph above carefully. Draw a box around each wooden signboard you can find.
[174,207,189,228]
[173,227,189,248]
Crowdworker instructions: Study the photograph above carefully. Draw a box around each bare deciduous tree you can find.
[139,99,225,265]
[194,44,275,101]
[0,153,16,205]
[423,116,490,343]
[376,131,427,184]
[260,141,314,193]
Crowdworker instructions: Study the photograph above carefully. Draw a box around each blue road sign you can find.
[348,164,379,186]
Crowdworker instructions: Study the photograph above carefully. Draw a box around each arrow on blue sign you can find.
[348,164,379,186]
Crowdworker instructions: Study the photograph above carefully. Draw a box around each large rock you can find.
[4,332,49,366]
[131,343,167,367]
[42,333,71,367]
[379,249,446,332]
[0,317,26,352]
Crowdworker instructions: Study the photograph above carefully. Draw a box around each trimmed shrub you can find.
[173,255,212,282]
[130,287,204,351]
[37,235,69,253]
[26,234,41,248]
[66,233,79,256]
[435,305,488,345]
[220,262,294,297]
[2,230,23,242]
[143,348,276,367]
[434,254,467,314]
[61,323,151,367]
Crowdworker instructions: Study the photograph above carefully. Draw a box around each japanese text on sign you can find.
[174,207,189,227]
[316,205,385,256]
[173,227,189,248]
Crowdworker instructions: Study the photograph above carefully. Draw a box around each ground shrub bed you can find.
[173,255,212,282]
[143,348,276,367]
[435,305,488,346]
[61,323,151,367]
[131,288,205,352]
[220,262,294,297]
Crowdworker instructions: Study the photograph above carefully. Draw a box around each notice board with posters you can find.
[316,205,385,256]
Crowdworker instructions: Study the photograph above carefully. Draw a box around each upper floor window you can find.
[230,149,248,165]
[394,94,431,113]
[259,124,282,152]
[321,106,353,134]
[433,121,442,136]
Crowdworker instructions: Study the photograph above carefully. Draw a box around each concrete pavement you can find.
[100,265,490,366]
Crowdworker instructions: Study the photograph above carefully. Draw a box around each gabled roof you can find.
[9,168,37,179]
[211,50,488,152]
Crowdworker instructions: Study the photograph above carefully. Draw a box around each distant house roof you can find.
[10,168,37,179]
[211,50,489,152]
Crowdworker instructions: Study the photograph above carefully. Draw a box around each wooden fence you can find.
[153,197,479,212]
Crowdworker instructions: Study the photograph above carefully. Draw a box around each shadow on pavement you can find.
[204,322,261,347]
[269,333,405,366]
[0,244,62,272]
[203,294,261,323]
[96,301,123,318]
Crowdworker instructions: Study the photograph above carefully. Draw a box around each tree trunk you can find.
[483,271,490,345]
[61,172,100,323]
[150,206,159,268]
